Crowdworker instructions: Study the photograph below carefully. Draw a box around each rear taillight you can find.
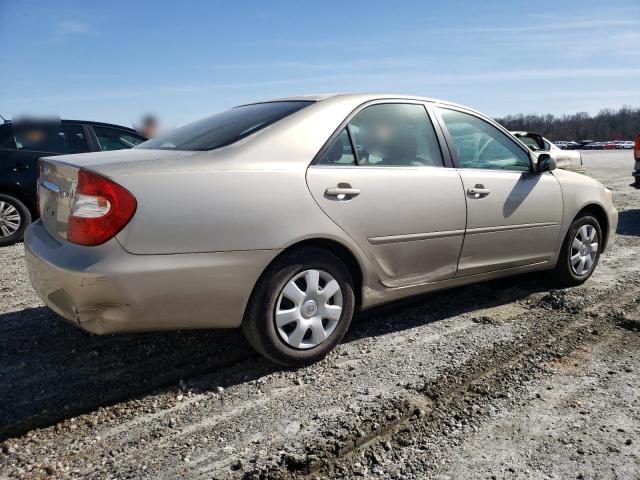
[67,169,136,246]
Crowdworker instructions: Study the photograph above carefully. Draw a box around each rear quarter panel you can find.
[113,165,351,254]
[112,162,380,297]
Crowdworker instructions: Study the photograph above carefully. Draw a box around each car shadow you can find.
[502,172,541,218]
[617,209,640,237]
[0,271,552,441]
[0,308,256,440]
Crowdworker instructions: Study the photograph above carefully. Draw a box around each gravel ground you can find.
[0,150,639,479]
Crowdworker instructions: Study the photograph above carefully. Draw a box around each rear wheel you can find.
[552,213,602,286]
[0,194,31,247]
[242,247,355,367]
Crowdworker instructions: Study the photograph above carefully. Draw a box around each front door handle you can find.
[467,185,491,198]
[325,185,360,198]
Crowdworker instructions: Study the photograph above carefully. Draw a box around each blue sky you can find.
[1,0,639,129]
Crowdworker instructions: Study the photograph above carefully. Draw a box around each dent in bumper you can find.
[24,221,279,334]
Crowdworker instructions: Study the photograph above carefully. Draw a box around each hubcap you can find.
[274,269,343,349]
[0,201,21,238]
[570,224,598,276]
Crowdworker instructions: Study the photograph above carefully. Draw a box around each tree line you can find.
[495,105,640,142]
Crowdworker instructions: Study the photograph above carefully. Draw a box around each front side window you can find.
[138,101,313,151]
[517,135,542,151]
[94,127,145,151]
[9,123,89,154]
[316,129,356,165]
[347,103,443,167]
[438,109,531,172]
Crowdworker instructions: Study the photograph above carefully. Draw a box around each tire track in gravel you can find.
[1,255,636,479]
[242,279,640,479]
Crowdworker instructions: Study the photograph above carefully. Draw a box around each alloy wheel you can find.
[274,269,343,349]
[570,224,598,276]
[0,201,21,238]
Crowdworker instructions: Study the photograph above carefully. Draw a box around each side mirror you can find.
[537,153,557,173]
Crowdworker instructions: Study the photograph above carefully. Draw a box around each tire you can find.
[0,194,31,247]
[551,213,602,286]
[242,247,355,367]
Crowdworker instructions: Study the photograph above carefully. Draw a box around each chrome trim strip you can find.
[39,180,60,194]
[466,222,558,235]
[368,229,465,245]
[368,222,558,245]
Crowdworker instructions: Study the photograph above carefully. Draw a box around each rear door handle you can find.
[325,187,360,197]
[467,185,491,198]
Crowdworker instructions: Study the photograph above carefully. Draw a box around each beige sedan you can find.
[25,94,617,366]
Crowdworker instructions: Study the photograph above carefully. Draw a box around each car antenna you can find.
[0,114,7,123]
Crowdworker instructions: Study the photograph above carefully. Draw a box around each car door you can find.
[434,106,563,276]
[306,101,467,288]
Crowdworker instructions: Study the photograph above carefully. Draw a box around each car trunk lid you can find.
[37,149,202,243]
[37,149,193,240]
[38,158,80,242]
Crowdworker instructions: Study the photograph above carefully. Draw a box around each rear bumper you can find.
[24,220,279,334]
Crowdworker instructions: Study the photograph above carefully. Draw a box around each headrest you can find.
[384,131,417,165]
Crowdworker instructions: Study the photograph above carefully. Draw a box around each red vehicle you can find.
[602,141,616,150]
[633,135,640,187]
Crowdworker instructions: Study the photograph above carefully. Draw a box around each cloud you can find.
[438,17,640,35]
[55,20,94,35]
[6,67,639,105]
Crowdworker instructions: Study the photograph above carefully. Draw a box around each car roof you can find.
[63,119,141,133]
[2,119,141,135]
[243,92,470,110]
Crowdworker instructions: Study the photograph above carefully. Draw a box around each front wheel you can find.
[242,247,355,367]
[552,214,602,286]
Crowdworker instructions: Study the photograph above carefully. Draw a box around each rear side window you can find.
[138,101,313,151]
[6,123,89,154]
[94,127,145,151]
[317,129,356,165]
[348,103,444,167]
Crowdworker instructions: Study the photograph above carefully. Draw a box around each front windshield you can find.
[517,135,542,151]
[137,101,313,151]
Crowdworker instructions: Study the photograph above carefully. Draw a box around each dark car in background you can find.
[562,140,589,150]
[0,119,146,245]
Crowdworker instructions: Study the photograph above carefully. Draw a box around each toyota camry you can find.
[25,94,618,366]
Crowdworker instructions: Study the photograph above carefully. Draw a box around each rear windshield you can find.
[137,101,313,151]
